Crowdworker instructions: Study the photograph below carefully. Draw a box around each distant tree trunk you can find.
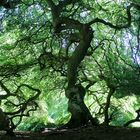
[104,88,115,126]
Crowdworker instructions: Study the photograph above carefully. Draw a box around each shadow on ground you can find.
[1,126,140,140]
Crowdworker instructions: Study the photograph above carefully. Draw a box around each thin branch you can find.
[5,84,41,115]
[88,4,133,30]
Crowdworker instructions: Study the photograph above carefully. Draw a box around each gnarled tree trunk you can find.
[65,26,98,127]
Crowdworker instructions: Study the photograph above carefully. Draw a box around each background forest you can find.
[0,0,140,133]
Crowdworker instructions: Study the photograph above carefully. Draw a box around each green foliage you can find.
[0,0,140,130]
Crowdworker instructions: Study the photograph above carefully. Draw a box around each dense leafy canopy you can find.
[0,0,140,131]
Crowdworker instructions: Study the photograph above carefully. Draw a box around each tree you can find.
[0,0,140,131]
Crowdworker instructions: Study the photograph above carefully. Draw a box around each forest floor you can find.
[1,126,140,140]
